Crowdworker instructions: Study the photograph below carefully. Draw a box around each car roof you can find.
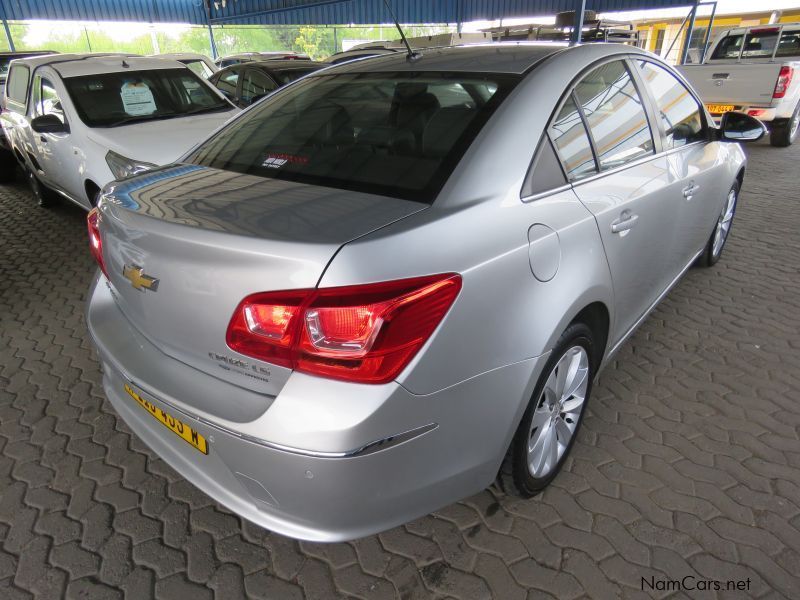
[20,54,188,77]
[243,59,324,70]
[324,42,569,75]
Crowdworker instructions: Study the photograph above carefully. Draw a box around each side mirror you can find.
[31,114,68,134]
[718,111,767,142]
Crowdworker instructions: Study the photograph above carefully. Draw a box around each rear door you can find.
[635,59,728,261]
[561,59,680,344]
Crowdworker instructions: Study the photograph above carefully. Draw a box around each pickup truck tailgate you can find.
[680,63,783,107]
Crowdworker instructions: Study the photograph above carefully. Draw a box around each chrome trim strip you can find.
[606,248,704,360]
[520,183,573,203]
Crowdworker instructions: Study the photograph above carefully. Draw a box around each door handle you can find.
[611,212,639,234]
[39,135,47,143]
[683,183,700,198]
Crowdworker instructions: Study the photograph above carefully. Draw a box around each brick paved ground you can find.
[1,138,799,599]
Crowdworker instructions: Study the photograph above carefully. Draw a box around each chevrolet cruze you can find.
[86,43,764,541]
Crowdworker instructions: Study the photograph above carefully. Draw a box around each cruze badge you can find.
[123,264,159,292]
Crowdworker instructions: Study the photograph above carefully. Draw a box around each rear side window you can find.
[6,65,30,104]
[776,30,800,57]
[573,60,654,170]
[186,71,517,203]
[711,34,743,59]
[637,61,705,148]
[549,95,596,180]
[742,28,780,59]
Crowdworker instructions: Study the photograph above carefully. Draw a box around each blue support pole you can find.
[207,23,218,59]
[571,0,586,46]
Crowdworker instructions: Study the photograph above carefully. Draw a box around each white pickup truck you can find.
[679,23,800,147]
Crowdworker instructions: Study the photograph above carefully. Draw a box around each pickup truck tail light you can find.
[773,66,794,99]
[87,208,108,278]
[226,274,462,384]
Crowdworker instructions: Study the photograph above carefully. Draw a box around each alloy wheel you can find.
[712,188,737,258]
[527,345,589,478]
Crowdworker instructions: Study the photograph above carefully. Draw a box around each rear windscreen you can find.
[185,71,517,203]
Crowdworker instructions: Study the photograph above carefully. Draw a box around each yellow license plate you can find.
[124,384,208,454]
[706,104,735,114]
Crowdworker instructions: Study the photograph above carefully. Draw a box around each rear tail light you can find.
[226,274,462,384]
[773,66,794,99]
[87,207,108,278]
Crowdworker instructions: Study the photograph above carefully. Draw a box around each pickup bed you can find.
[678,24,800,147]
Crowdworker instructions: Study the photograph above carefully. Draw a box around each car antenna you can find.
[381,0,421,61]
[121,59,130,68]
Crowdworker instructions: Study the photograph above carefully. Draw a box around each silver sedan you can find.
[86,42,764,541]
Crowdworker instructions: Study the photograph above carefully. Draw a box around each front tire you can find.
[699,180,739,267]
[498,322,595,497]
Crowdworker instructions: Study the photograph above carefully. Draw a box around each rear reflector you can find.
[227,274,462,384]
[87,207,108,278]
[748,109,767,117]
[773,66,794,99]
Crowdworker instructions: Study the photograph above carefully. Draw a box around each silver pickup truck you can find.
[678,23,800,147]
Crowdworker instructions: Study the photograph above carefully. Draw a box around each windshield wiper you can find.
[102,114,176,128]
[182,104,232,116]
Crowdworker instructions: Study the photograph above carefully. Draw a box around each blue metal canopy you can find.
[0,0,694,25]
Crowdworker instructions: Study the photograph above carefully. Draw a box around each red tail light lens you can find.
[774,66,794,99]
[226,274,462,384]
[226,290,309,369]
[87,207,108,278]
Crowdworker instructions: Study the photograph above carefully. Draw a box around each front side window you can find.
[574,60,654,170]
[6,65,29,104]
[63,68,229,127]
[186,72,517,202]
[33,77,66,124]
[215,69,240,98]
[711,34,744,59]
[638,61,704,148]
[742,28,780,58]
[241,69,277,104]
[549,95,596,180]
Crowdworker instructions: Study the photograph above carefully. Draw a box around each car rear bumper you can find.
[86,273,544,541]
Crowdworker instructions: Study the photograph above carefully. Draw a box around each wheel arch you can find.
[569,301,610,371]
[84,179,101,207]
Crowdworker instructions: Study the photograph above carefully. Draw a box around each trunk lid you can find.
[680,63,784,107]
[99,164,427,397]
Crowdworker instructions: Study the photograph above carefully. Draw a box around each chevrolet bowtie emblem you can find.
[123,264,159,292]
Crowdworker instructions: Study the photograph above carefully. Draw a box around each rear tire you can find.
[699,180,739,267]
[498,322,595,497]
[769,103,800,147]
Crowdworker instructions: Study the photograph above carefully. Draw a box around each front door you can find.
[556,59,681,345]
[635,59,731,263]
[29,74,75,198]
